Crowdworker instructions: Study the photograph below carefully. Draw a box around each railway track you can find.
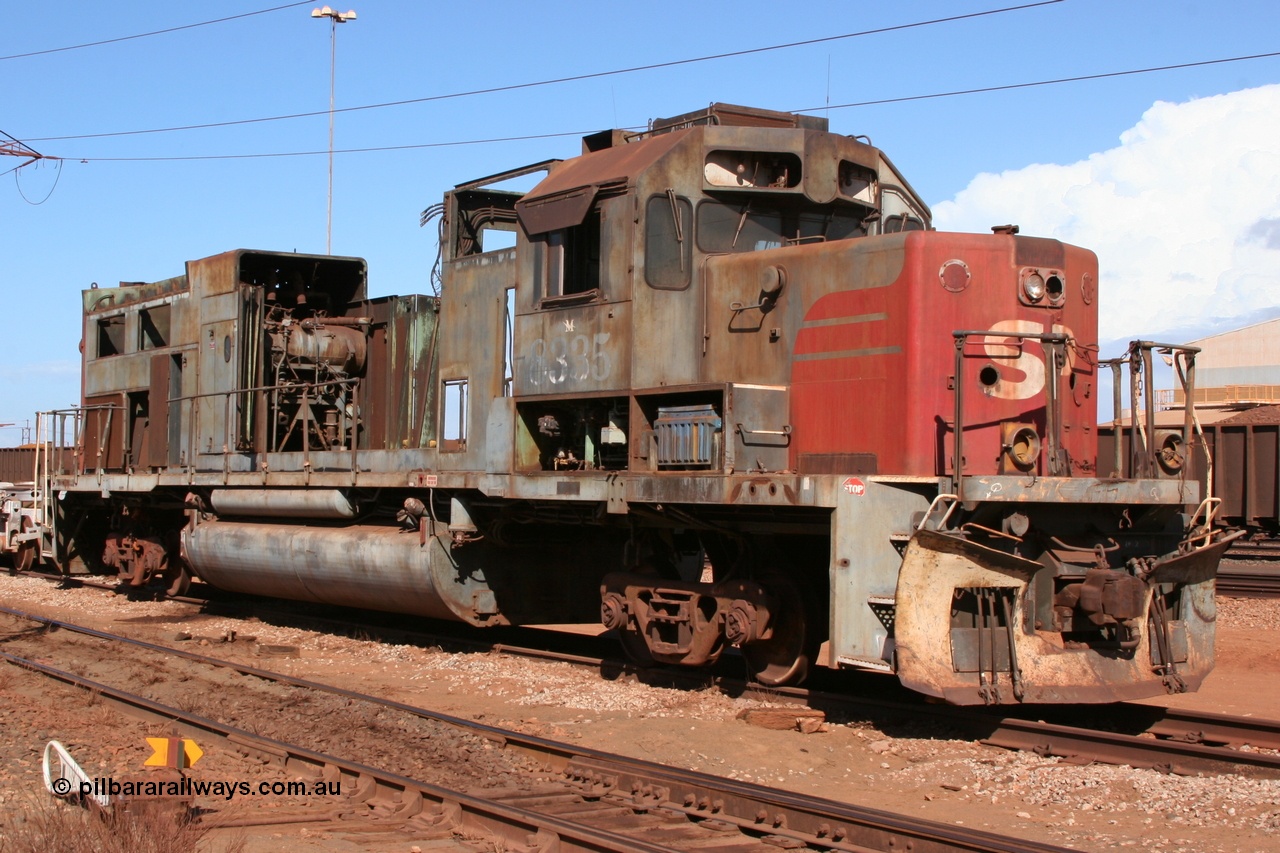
[1226,537,1280,562]
[6,575,1280,782]
[1,604,1074,853]
[1217,561,1280,597]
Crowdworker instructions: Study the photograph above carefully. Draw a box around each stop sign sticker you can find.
[842,477,866,496]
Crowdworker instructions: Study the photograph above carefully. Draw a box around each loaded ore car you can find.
[1100,404,1280,538]
[40,103,1239,704]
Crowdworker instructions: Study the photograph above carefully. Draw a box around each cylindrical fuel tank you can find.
[209,489,355,519]
[183,521,480,623]
[181,520,621,626]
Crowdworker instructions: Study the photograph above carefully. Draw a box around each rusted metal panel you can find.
[83,356,152,399]
[776,127,883,208]
[0,447,36,485]
[1013,235,1067,268]
[959,475,1198,505]
[724,384,790,474]
[513,301,631,396]
[437,249,515,471]
[1102,420,1280,529]
[81,275,187,314]
[144,353,170,469]
[650,103,829,133]
[79,394,125,472]
[484,397,516,475]
[1208,422,1280,527]
[514,185,599,235]
[702,236,908,445]
[516,130,689,226]
[828,478,932,670]
[360,294,439,451]
[893,528,1236,704]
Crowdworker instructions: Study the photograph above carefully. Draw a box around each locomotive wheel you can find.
[14,542,36,573]
[9,517,36,573]
[742,574,815,686]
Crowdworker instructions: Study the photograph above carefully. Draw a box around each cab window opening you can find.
[644,193,693,290]
[544,208,601,302]
[695,198,866,254]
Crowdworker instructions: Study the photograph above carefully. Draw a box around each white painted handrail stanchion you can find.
[43,740,110,808]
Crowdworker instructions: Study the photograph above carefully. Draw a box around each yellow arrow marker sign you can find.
[144,737,204,768]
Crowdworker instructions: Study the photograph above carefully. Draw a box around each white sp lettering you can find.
[980,320,1075,401]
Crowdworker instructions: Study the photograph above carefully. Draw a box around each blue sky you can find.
[4,0,1279,443]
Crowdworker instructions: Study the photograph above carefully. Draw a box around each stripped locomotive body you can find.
[43,104,1238,704]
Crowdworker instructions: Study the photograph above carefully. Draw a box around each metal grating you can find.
[654,404,721,469]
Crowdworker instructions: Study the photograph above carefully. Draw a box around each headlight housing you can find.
[1022,272,1046,303]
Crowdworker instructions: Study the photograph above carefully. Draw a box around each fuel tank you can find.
[208,489,356,519]
[181,519,616,626]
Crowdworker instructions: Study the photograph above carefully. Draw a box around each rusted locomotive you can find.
[40,103,1240,704]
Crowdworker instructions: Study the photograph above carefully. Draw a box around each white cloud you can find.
[932,84,1280,345]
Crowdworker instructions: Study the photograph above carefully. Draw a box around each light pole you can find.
[311,5,357,255]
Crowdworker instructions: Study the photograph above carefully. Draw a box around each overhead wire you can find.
[71,129,605,162]
[25,1,1064,144]
[0,2,314,62]
[61,49,1280,164]
[795,49,1280,112]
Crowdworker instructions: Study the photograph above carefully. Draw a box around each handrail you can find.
[950,330,1070,497]
[1098,341,1204,486]
[46,374,364,482]
[917,493,960,532]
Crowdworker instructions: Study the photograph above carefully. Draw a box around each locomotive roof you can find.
[515,129,689,235]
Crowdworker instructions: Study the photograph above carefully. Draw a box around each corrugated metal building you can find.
[1170,317,1280,407]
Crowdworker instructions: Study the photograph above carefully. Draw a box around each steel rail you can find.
[0,650,667,853]
[1216,564,1280,597]
[10,571,1280,778]
[976,716,1280,777]
[0,604,1073,853]
[1226,540,1280,560]
[11,576,1280,777]
[1125,707,1280,751]
[16,569,723,681]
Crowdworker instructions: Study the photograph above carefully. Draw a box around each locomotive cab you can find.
[487,104,930,481]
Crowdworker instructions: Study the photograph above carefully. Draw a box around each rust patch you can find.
[1013,235,1065,268]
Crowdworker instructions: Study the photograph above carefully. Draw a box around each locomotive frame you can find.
[35,103,1239,704]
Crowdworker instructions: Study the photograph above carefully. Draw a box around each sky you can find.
[3,0,1280,445]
